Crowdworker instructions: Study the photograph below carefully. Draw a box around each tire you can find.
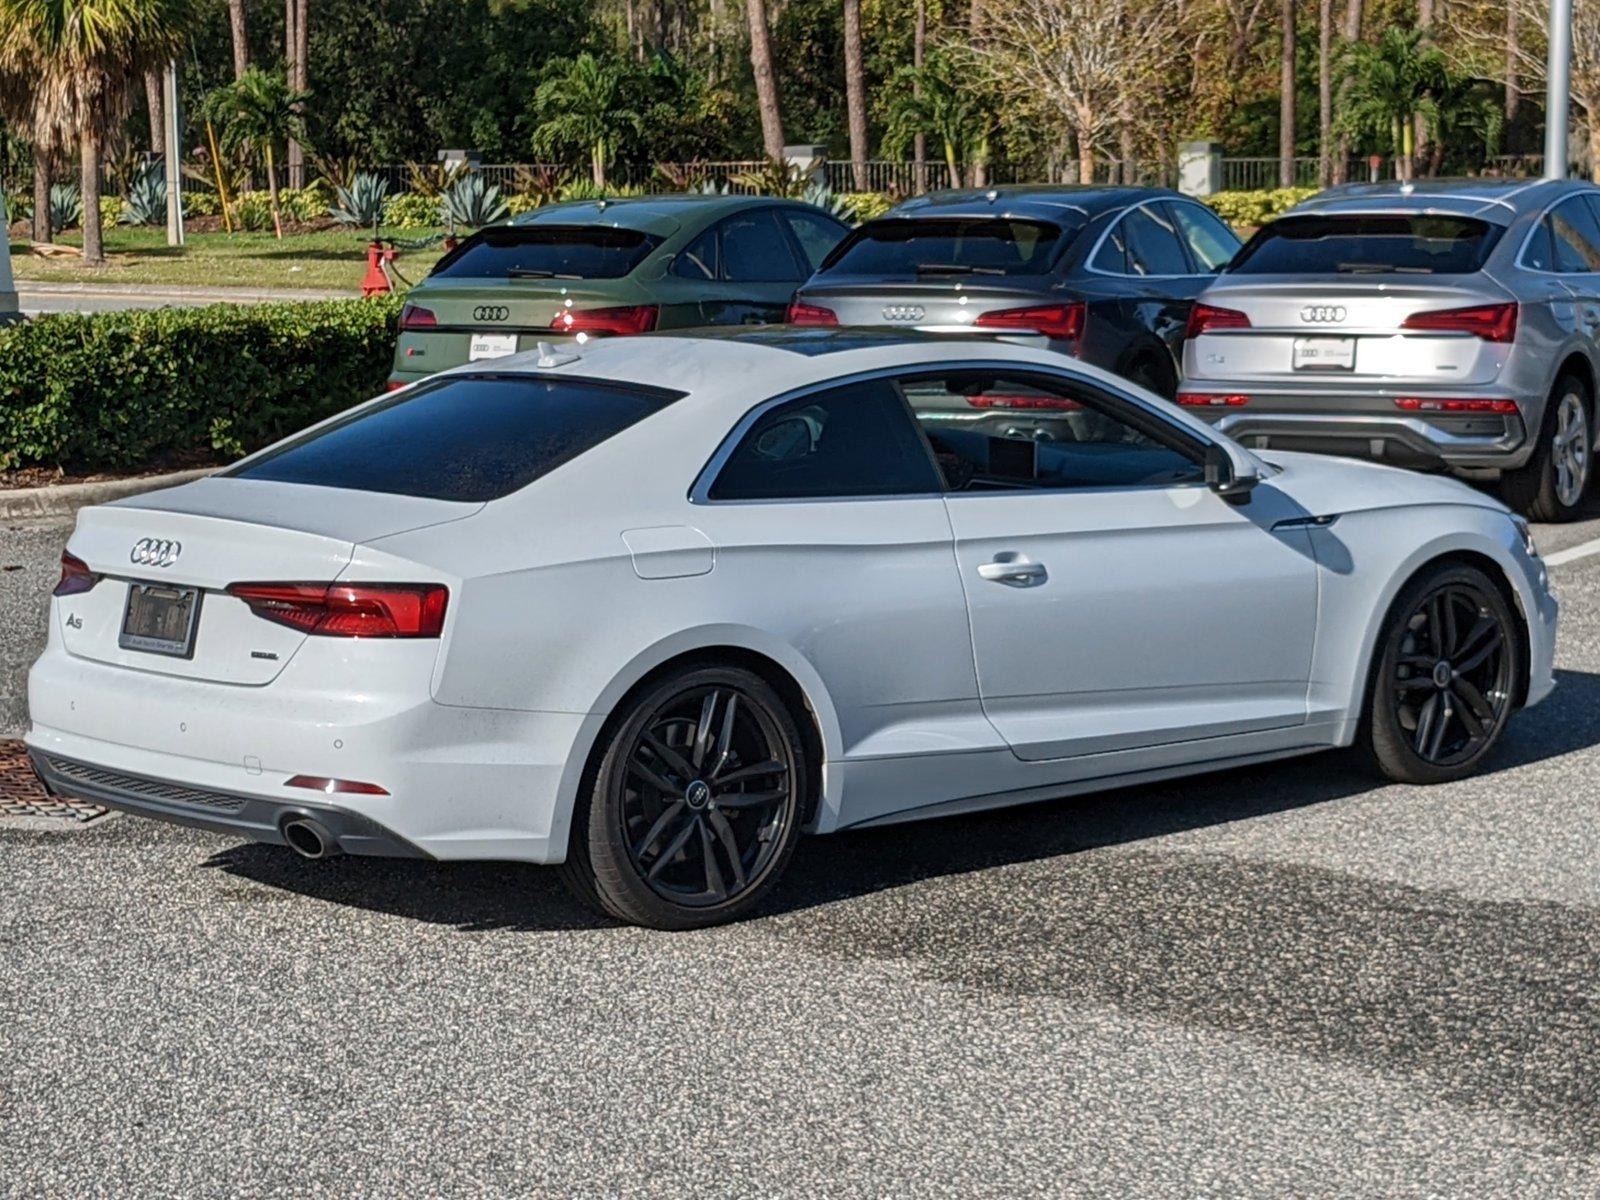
[1124,356,1176,400]
[558,664,809,930]
[1359,563,1523,785]
[1502,375,1593,522]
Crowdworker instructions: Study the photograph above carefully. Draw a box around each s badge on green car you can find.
[387,194,849,389]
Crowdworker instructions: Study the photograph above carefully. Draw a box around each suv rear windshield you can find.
[230,375,683,502]
[1228,214,1504,275]
[820,218,1075,277]
[429,225,663,280]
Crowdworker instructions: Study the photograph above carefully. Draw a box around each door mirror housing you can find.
[1205,442,1261,503]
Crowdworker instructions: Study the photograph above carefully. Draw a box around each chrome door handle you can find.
[977,558,1047,586]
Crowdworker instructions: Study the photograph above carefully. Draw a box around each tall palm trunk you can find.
[943,137,962,189]
[31,141,51,244]
[1414,0,1433,174]
[264,142,284,238]
[844,0,868,191]
[1333,0,1363,183]
[80,132,104,265]
[592,139,606,187]
[1280,0,1297,188]
[228,0,249,78]
[145,68,165,156]
[746,0,785,161]
[1317,0,1332,185]
[1505,3,1519,143]
[285,0,307,189]
[913,0,927,194]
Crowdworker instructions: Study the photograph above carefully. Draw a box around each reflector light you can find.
[1184,303,1252,338]
[398,303,438,330]
[52,551,99,597]
[549,305,658,336]
[786,301,840,326]
[384,381,408,393]
[284,775,391,796]
[1401,302,1518,343]
[974,302,1086,341]
[1394,397,1520,414]
[1176,392,1251,408]
[226,582,450,638]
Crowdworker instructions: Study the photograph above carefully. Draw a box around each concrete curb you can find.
[16,281,354,306]
[0,467,213,523]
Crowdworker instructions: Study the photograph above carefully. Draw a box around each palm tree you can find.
[746,0,785,161]
[528,53,641,187]
[1280,0,1297,187]
[882,53,992,189]
[844,0,868,191]
[0,0,197,265]
[1338,27,1449,181]
[206,65,308,237]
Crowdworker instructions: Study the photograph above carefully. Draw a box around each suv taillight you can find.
[550,305,658,336]
[974,302,1086,341]
[398,303,438,330]
[1184,303,1251,338]
[53,552,98,597]
[786,301,839,326]
[226,582,449,638]
[1401,302,1518,343]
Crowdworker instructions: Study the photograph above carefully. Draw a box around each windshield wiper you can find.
[506,268,583,279]
[915,262,1007,276]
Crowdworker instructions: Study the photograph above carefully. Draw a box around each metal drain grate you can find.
[0,741,107,823]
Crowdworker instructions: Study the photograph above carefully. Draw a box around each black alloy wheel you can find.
[560,665,807,929]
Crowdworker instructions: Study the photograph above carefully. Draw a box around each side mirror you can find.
[1205,443,1260,503]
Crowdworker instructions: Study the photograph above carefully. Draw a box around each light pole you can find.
[1546,0,1574,178]
[163,60,185,247]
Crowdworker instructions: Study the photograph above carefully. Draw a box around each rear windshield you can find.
[820,218,1074,277]
[429,225,663,280]
[1228,214,1503,275]
[230,375,683,502]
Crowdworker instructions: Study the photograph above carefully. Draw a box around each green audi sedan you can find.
[388,194,850,387]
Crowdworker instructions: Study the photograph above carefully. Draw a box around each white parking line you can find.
[1545,536,1600,567]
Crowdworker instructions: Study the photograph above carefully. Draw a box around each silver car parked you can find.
[1181,178,1600,520]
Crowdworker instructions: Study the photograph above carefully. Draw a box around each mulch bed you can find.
[0,739,107,823]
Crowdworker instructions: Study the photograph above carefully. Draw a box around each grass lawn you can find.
[7,226,450,292]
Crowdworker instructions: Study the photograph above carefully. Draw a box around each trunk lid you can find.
[58,478,477,685]
[797,280,1063,335]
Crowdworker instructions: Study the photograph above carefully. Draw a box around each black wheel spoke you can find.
[1413,693,1439,757]
[709,693,739,778]
[633,799,687,860]
[1451,688,1486,740]
[1427,594,1446,655]
[1389,582,1511,768]
[1425,694,1452,760]
[1396,675,1435,692]
[692,691,719,770]
[645,815,699,882]
[715,788,787,810]
[1452,675,1495,722]
[707,810,747,890]
[1454,629,1503,676]
[640,732,696,783]
[714,759,786,786]
[699,819,726,900]
[1441,592,1460,656]
[628,757,684,798]
[1453,617,1497,663]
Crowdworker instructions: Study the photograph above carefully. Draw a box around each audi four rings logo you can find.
[473,305,510,322]
[130,538,181,568]
[882,304,926,322]
[1300,304,1347,323]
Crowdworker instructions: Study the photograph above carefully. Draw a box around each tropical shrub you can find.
[0,297,402,471]
[330,172,392,226]
[383,191,438,229]
[838,192,894,222]
[183,190,222,217]
[506,193,542,216]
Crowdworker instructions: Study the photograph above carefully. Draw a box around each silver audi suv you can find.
[1181,178,1600,520]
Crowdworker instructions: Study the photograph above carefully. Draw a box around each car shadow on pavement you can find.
[205,668,1600,939]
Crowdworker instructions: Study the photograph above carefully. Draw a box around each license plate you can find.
[468,332,518,361]
[1293,336,1356,371]
[119,582,202,658]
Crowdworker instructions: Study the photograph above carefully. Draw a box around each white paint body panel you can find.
[26,337,1559,861]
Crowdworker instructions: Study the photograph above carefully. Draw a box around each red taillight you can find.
[52,552,98,597]
[284,775,391,796]
[974,302,1086,341]
[1395,397,1520,414]
[786,301,840,326]
[967,394,1083,411]
[1401,302,1518,343]
[384,380,407,393]
[1176,391,1251,408]
[550,304,658,336]
[1184,303,1251,338]
[226,582,449,638]
[398,303,437,330]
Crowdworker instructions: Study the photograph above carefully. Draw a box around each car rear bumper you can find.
[1199,407,1531,470]
[25,642,595,863]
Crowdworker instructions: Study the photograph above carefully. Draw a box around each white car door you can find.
[899,367,1320,762]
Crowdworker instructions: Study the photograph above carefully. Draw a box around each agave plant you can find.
[441,173,510,227]
[49,182,83,231]
[118,165,167,227]
[330,172,392,227]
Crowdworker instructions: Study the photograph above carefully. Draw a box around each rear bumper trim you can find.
[1210,410,1527,467]
[29,750,431,859]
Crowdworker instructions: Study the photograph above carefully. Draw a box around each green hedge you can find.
[1202,187,1319,230]
[0,297,401,472]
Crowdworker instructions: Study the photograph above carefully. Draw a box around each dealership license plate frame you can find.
[1292,336,1357,372]
[468,332,519,362]
[118,581,203,659]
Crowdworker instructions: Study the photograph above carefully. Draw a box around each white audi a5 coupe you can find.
[28,330,1557,928]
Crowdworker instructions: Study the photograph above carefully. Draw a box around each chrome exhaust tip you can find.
[281,816,342,860]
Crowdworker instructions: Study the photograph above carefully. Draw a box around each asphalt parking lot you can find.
[3,506,1600,1198]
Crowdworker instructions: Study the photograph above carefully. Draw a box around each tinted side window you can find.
[719,210,807,282]
[232,376,682,502]
[1091,220,1129,274]
[709,380,942,500]
[1523,218,1557,271]
[783,209,847,272]
[1549,197,1600,272]
[672,228,719,280]
[900,372,1204,491]
[1171,203,1241,271]
[1122,206,1191,276]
